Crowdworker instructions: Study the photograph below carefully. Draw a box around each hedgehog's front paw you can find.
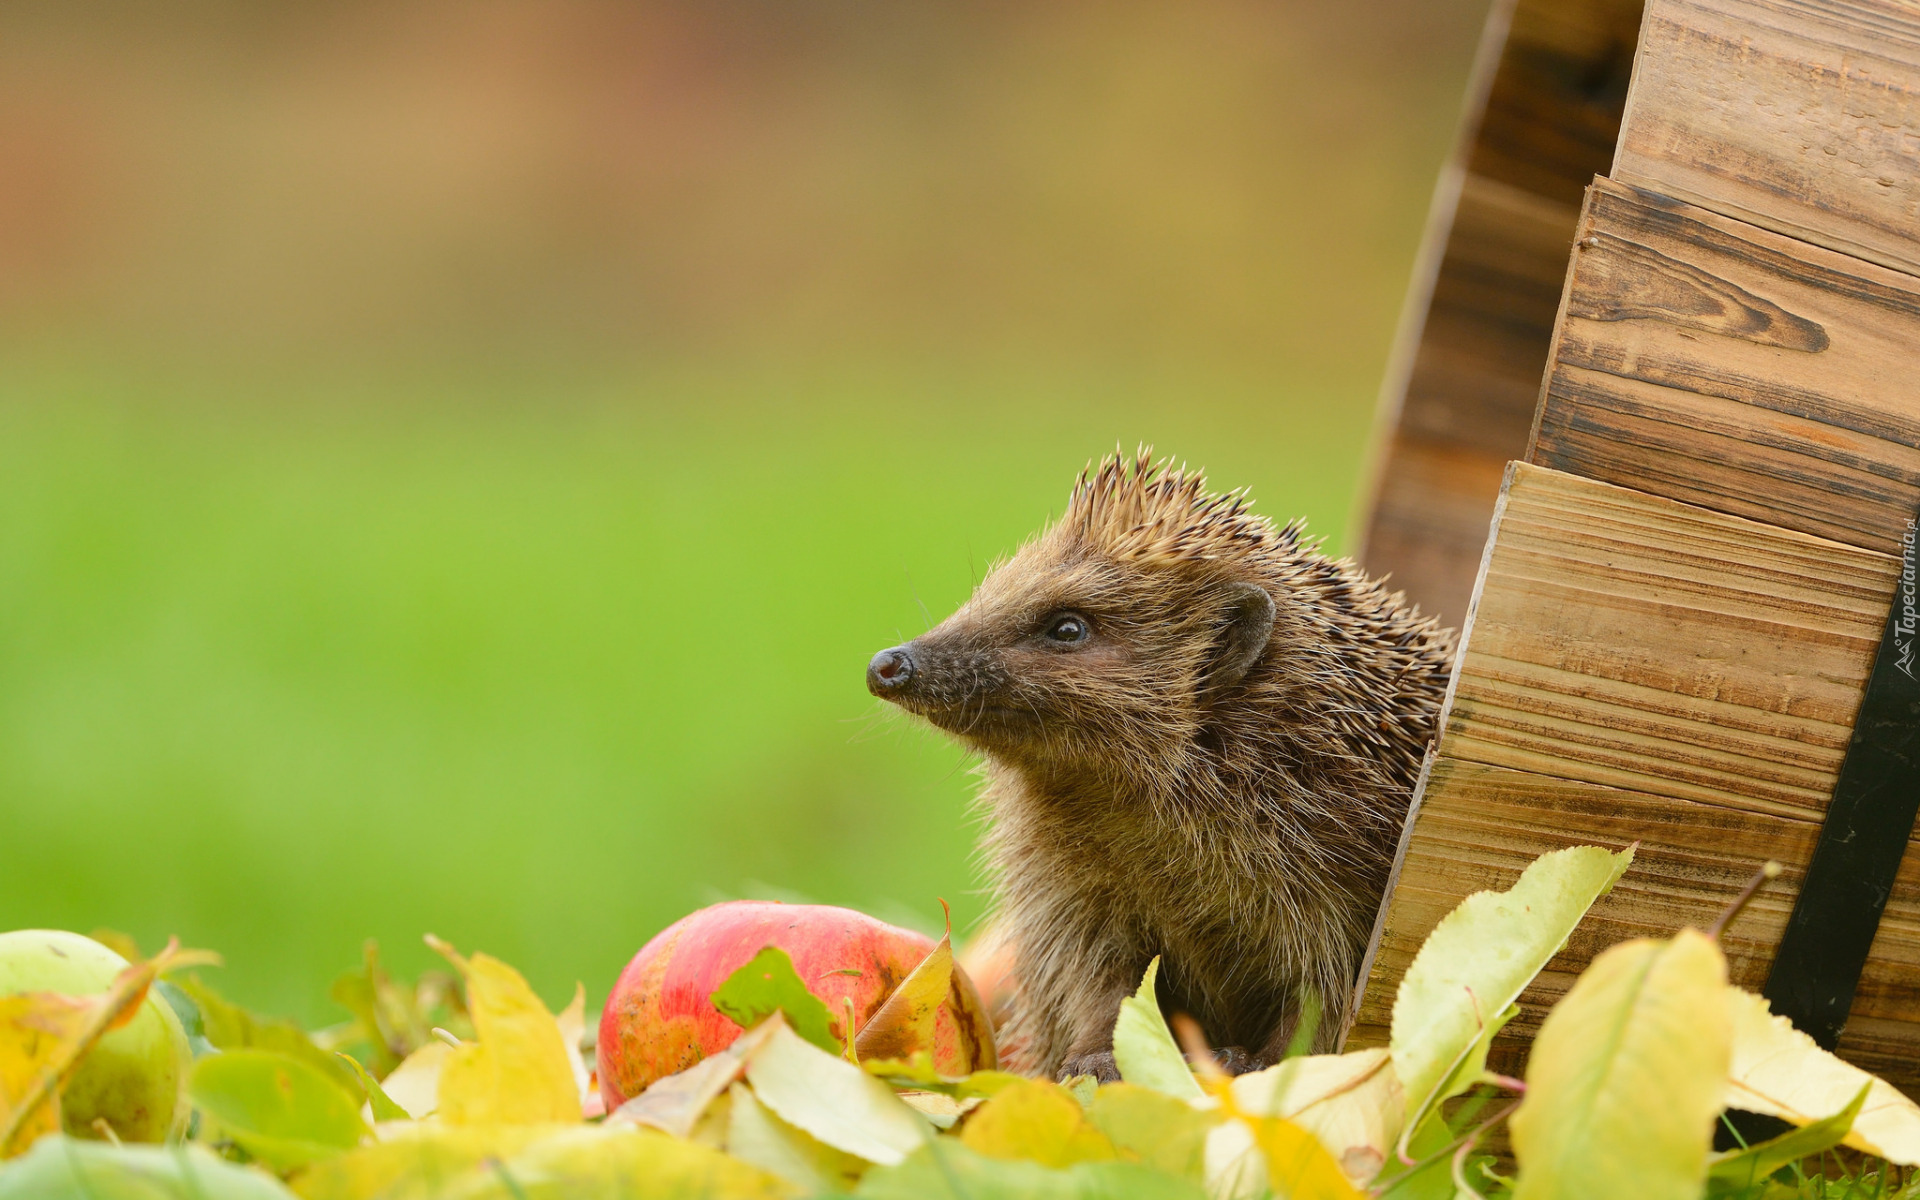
[1058,1050,1120,1083]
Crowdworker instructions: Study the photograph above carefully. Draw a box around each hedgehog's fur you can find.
[869,449,1455,1078]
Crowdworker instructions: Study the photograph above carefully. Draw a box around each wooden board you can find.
[1531,178,1920,551]
[1348,463,1919,1090]
[1354,0,1644,627]
[1438,463,1894,820]
[1613,0,1920,278]
[1347,758,1920,1092]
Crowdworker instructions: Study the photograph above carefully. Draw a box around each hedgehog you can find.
[865,449,1456,1080]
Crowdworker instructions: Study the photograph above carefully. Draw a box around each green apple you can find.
[0,929,192,1143]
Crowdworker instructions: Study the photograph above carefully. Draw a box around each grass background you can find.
[0,0,1487,1021]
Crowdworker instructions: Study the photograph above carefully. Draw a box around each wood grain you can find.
[1355,0,1643,625]
[1347,758,1920,1094]
[1442,463,1895,821]
[1532,178,1920,551]
[1361,439,1510,627]
[1613,0,1920,277]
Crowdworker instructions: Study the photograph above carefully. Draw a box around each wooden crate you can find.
[1346,0,1920,1093]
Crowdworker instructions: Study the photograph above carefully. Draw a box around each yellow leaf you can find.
[1724,986,1920,1165]
[0,993,84,1156]
[1205,1073,1366,1200]
[959,1077,1119,1168]
[376,1042,451,1120]
[1241,1114,1366,1200]
[469,1123,798,1199]
[1084,1082,1219,1179]
[553,982,592,1113]
[1228,1049,1403,1185]
[426,938,579,1126]
[0,938,216,1157]
[1510,930,1730,1200]
[853,933,952,1063]
[289,1123,571,1199]
[725,1081,867,1193]
[740,1017,930,1166]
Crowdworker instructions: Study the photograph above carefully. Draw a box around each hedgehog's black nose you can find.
[867,645,917,696]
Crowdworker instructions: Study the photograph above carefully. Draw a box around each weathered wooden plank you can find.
[1531,178,1920,550]
[1613,0,1920,277]
[1442,463,1895,823]
[1395,177,1583,456]
[1471,1,1643,207]
[1347,758,1920,1094]
[1354,0,1644,626]
[1359,440,1508,630]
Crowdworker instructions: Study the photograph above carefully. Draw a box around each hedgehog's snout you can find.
[866,645,917,698]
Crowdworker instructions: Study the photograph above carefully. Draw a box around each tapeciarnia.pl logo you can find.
[1898,517,1918,681]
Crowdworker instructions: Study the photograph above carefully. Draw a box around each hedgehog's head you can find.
[867,451,1284,775]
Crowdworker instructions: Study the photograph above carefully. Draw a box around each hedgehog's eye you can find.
[1043,614,1090,645]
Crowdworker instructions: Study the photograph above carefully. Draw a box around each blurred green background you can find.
[0,1,1486,1022]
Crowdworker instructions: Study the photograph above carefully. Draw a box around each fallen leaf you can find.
[288,1124,571,1200]
[726,1081,867,1192]
[1227,1048,1403,1184]
[375,1042,451,1121]
[1237,1113,1366,1200]
[1723,985,1920,1165]
[741,1016,931,1166]
[1707,1081,1868,1195]
[0,1135,297,1199]
[552,982,593,1115]
[1392,844,1633,1140]
[855,1138,1208,1199]
[712,946,842,1055]
[960,1077,1119,1167]
[425,937,579,1126]
[189,1049,369,1173]
[176,975,359,1096]
[853,932,952,1063]
[1112,958,1201,1101]
[334,1053,409,1124]
[442,1123,798,1199]
[1084,1083,1218,1179]
[610,1048,748,1139]
[861,1052,1022,1100]
[1510,929,1730,1200]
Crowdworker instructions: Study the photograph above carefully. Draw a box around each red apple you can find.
[597,901,995,1110]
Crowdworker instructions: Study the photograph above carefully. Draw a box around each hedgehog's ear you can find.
[1202,581,1274,701]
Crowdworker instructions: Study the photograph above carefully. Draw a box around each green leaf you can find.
[1392,844,1632,1135]
[0,1136,297,1200]
[1509,929,1730,1200]
[1084,1084,1217,1180]
[189,1049,369,1173]
[1706,1081,1868,1196]
[176,975,359,1094]
[712,946,844,1055]
[334,1051,409,1122]
[861,1053,1023,1101]
[1370,1110,1465,1200]
[855,1138,1208,1199]
[741,1017,931,1166]
[1111,958,1201,1100]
